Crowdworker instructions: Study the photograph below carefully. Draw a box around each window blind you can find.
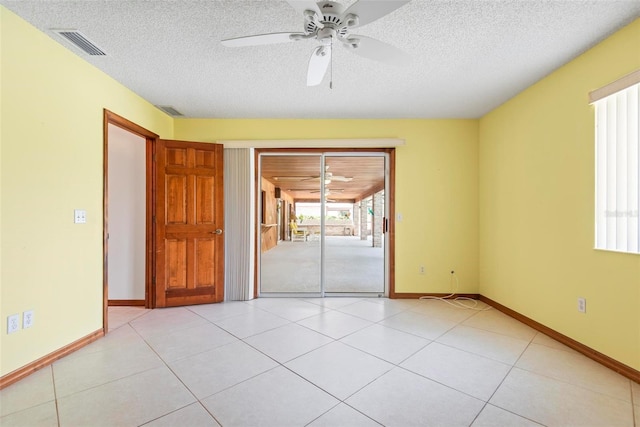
[224,148,256,299]
[594,80,640,254]
[589,70,640,104]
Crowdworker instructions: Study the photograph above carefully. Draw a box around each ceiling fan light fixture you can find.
[316,46,329,56]
[344,36,360,49]
[344,13,359,27]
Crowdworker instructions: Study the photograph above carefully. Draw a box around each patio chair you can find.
[290,221,308,242]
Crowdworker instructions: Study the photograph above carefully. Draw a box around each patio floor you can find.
[260,236,384,294]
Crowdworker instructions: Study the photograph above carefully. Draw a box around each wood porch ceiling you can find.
[261,155,385,202]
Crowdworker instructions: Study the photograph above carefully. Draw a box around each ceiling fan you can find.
[221,0,411,86]
[273,166,353,182]
[305,189,345,193]
[288,188,343,202]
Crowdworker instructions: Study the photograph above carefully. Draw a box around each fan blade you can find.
[342,0,410,28]
[307,45,331,86]
[331,176,353,182]
[344,35,410,66]
[221,32,304,47]
[273,176,317,181]
[285,0,322,17]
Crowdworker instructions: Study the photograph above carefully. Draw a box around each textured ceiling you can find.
[3,0,639,119]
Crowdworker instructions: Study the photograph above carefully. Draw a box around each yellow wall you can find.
[479,19,640,370]
[174,119,480,296]
[0,7,173,376]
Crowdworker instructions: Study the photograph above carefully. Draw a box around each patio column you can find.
[372,191,383,248]
[352,202,360,237]
[359,199,368,241]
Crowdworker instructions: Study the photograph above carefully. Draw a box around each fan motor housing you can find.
[305,1,349,37]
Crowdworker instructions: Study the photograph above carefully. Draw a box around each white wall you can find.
[107,124,146,300]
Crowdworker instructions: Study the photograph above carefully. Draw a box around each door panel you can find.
[195,239,216,285]
[165,239,187,288]
[155,139,224,307]
[166,175,187,224]
[196,176,215,223]
[259,155,322,294]
[324,155,385,294]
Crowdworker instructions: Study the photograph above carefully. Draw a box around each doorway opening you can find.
[257,150,393,297]
[106,124,147,306]
[103,110,158,331]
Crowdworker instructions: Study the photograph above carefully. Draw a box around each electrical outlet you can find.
[7,314,20,334]
[577,297,586,313]
[74,209,87,224]
[23,310,34,329]
[419,265,425,275]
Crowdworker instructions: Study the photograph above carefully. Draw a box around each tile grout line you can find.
[45,328,168,401]
[512,358,636,405]
[125,314,223,426]
[461,307,533,425]
[237,302,407,425]
[468,336,542,426]
[392,364,487,405]
[629,380,637,427]
[303,400,384,427]
[338,300,512,426]
[171,303,346,414]
[50,365,61,427]
[397,303,518,407]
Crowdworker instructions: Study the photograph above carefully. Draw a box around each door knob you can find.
[213,229,223,235]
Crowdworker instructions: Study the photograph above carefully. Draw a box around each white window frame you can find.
[592,70,640,254]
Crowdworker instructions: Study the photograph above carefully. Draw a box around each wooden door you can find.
[155,139,224,307]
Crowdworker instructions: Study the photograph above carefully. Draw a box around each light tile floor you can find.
[1,298,638,426]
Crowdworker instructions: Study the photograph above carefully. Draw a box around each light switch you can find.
[74,209,87,224]
[397,213,403,222]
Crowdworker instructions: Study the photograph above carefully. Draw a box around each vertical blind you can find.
[224,148,255,300]
[594,81,640,254]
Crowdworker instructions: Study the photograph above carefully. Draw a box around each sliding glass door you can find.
[323,155,385,294]
[259,154,322,294]
[259,152,387,297]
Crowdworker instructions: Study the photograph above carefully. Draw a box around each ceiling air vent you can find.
[155,105,184,117]
[52,29,106,56]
